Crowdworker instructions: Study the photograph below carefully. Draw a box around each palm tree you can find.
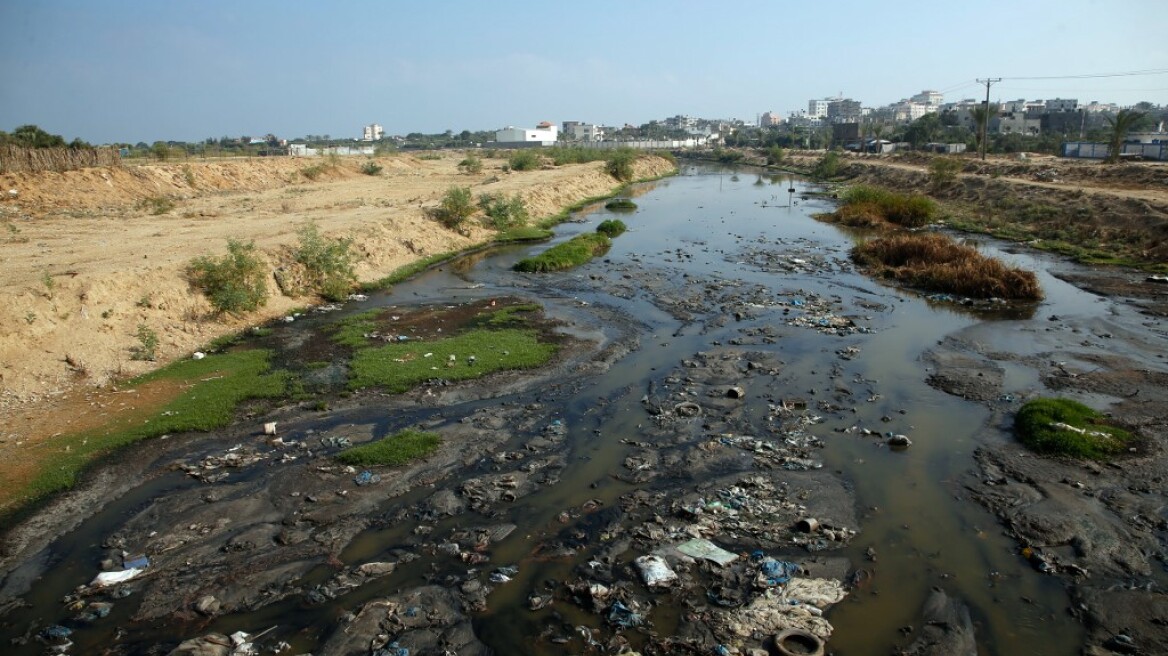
[1104,109,1147,163]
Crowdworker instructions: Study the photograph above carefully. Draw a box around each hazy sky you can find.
[2,0,1165,144]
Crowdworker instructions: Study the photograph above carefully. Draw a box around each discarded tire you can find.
[773,628,825,656]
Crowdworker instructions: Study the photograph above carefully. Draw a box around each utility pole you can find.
[976,77,1001,160]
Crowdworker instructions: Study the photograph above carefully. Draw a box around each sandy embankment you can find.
[0,153,673,428]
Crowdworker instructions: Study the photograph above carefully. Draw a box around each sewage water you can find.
[2,165,1096,654]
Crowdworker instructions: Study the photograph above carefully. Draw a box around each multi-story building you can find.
[1045,98,1079,113]
[562,121,604,142]
[759,112,783,126]
[808,98,832,119]
[910,90,944,106]
[361,124,383,141]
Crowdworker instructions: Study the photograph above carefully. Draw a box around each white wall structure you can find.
[496,121,559,145]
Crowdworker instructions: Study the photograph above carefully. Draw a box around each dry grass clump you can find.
[852,233,1043,300]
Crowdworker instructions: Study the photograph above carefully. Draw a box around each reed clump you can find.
[851,232,1042,300]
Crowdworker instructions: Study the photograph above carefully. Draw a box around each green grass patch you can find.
[596,219,627,238]
[335,428,441,467]
[330,309,385,348]
[473,303,541,328]
[513,233,612,273]
[604,199,637,212]
[1015,398,1133,459]
[359,250,462,291]
[495,226,554,243]
[26,350,290,501]
[836,185,937,228]
[349,328,556,392]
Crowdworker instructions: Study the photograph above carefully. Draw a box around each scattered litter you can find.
[354,471,381,486]
[676,538,739,566]
[607,600,644,628]
[635,555,678,588]
[263,422,278,436]
[192,351,206,360]
[91,567,143,587]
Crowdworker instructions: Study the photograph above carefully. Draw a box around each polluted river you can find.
[6,162,1166,656]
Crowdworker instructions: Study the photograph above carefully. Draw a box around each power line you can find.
[1004,68,1168,81]
[976,78,1001,161]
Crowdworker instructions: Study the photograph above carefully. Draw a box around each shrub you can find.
[1014,398,1132,459]
[140,195,175,215]
[606,148,637,181]
[928,157,961,189]
[508,150,541,171]
[838,185,936,227]
[130,324,159,361]
[811,151,841,179]
[478,193,529,230]
[765,145,785,166]
[187,239,269,314]
[604,198,637,212]
[458,154,483,174]
[360,160,383,176]
[335,429,442,466]
[295,223,357,301]
[851,232,1043,300]
[596,219,627,237]
[513,233,612,272]
[433,186,477,229]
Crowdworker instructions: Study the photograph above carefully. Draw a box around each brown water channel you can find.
[2,165,1111,654]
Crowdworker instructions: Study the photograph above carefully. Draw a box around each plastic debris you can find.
[354,471,381,486]
[123,554,150,569]
[91,567,143,587]
[676,538,739,566]
[634,555,678,588]
[758,559,802,586]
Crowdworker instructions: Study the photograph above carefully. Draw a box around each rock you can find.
[167,633,232,656]
[899,589,976,656]
[888,434,912,448]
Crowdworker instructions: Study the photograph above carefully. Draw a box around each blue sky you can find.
[1,0,1165,144]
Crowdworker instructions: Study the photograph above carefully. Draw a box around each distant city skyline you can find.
[1,0,1165,144]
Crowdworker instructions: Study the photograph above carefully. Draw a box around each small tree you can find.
[187,239,269,314]
[508,150,540,171]
[765,145,785,166]
[811,151,841,179]
[1104,109,1147,164]
[478,193,529,230]
[295,223,357,301]
[606,148,636,181]
[928,157,962,190]
[458,154,483,174]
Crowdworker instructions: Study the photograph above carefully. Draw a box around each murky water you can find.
[3,165,1103,654]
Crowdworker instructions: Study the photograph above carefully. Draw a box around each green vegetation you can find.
[140,195,176,215]
[765,145,785,166]
[928,157,961,189]
[513,232,612,273]
[478,192,530,230]
[330,309,384,348]
[475,303,541,327]
[433,186,477,229]
[851,232,1043,300]
[508,150,541,171]
[547,147,609,165]
[604,198,637,212]
[182,164,197,187]
[360,250,462,291]
[605,148,637,181]
[349,328,556,391]
[299,162,329,180]
[335,429,442,467]
[1015,398,1133,459]
[834,185,937,228]
[130,324,159,361]
[40,271,55,298]
[26,349,289,501]
[596,219,627,238]
[710,148,745,164]
[811,151,842,179]
[495,226,554,243]
[295,223,357,301]
[1105,109,1147,164]
[187,239,269,314]
[458,154,483,174]
[360,160,383,175]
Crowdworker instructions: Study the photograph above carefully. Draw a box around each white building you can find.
[1045,98,1079,113]
[362,124,383,141]
[495,121,559,145]
[808,99,831,118]
[911,90,944,106]
[562,121,604,142]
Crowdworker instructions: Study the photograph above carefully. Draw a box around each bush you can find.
[839,185,936,227]
[140,195,175,215]
[130,324,159,361]
[606,148,637,181]
[513,233,611,272]
[811,151,841,179]
[433,186,477,229]
[1014,398,1132,459]
[295,223,357,301]
[360,161,383,176]
[335,429,442,467]
[928,157,961,189]
[851,232,1043,300]
[508,150,541,171]
[458,154,484,174]
[596,219,627,237]
[187,239,269,314]
[478,193,529,230]
[604,198,637,212]
[765,145,785,166]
